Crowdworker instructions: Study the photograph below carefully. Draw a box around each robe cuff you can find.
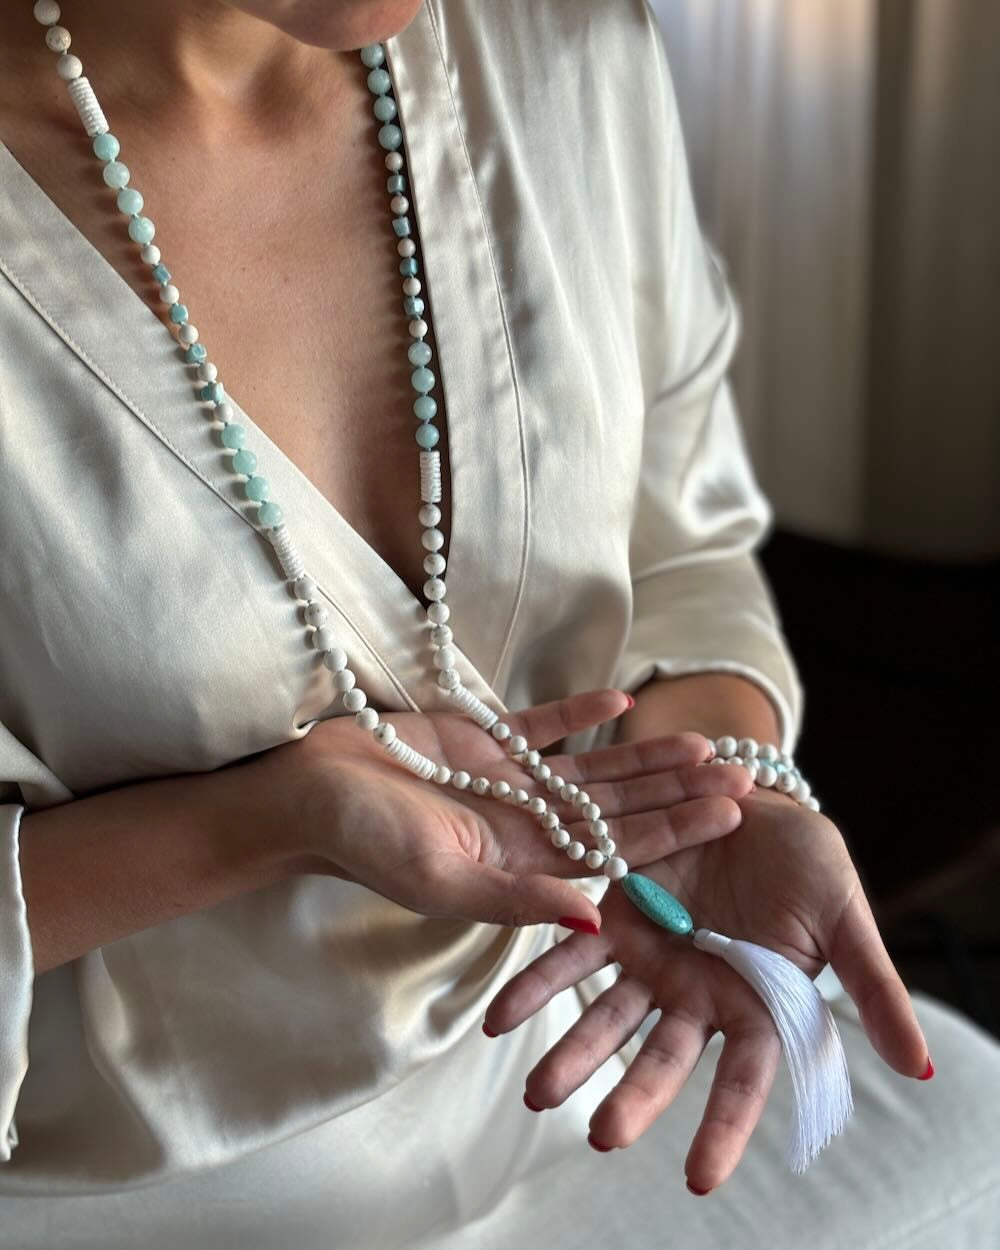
[1,804,33,1162]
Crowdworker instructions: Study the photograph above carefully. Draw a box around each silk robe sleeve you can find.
[616,3,803,752]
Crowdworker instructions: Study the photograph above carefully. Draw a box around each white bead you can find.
[559,783,578,802]
[745,758,760,781]
[527,796,547,815]
[491,779,511,800]
[757,763,778,788]
[423,553,446,576]
[717,736,738,759]
[512,788,529,805]
[312,626,336,651]
[432,645,456,670]
[758,743,779,762]
[430,625,453,647]
[33,2,61,25]
[356,707,379,731]
[437,669,461,690]
[472,776,490,796]
[589,818,608,839]
[585,850,606,870]
[806,796,821,812]
[434,764,452,785]
[570,790,589,809]
[427,602,450,624]
[215,402,234,424]
[710,756,727,765]
[322,647,348,672]
[532,763,551,782]
[565,841,585,861]
[198,361,218,382]
[451,770,471,790]
[419,503,441,527]
[738,738,759,759]
[304,602,328,627]
[550,828,571,849]
[178,323,199,345]
[792,778,812,803]
[490,722,511,741]
[140,244,160,264]
[55,53,82,80]
[508,735,528,755]
[524,750,541,768]
[423,577,446,601]
[704,738,716,758]
[728,756,744,769]
[776,771,797,794]
[343,689,366,712]
[385,151,404,171]
[541,811,560,830]
[408,318,428,337]
[582,802,601,822]
[780,753,795,769]
[598,836,616,856]
[421,527,444,551]
[546,775,565,793]
[402,277,421,296]
[45,25,71,51]
[604,857,629,881]
[390,195,410,216]
[159,284,179,305]
[397,238,416,257]
[373,722,397,746]
[333,668,356,693]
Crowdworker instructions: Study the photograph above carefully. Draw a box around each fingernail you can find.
[587,1133,614,1152]
[686,1180,712,1196]
[482,1022,497,1038]
[918,1056,934,1080]
[558,916,601,936]
[523,1092,544,1112]
[623,693,635,710]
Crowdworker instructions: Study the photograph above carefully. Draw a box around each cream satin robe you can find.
[1,1,997,1245]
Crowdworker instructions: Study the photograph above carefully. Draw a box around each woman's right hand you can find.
[244,688,752,933]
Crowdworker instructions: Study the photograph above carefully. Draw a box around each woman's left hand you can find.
[483,788,932,1192]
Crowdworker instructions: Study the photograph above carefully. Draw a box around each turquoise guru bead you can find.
[620,874,694,936]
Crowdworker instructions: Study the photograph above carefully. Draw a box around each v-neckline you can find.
[0,1,529,715]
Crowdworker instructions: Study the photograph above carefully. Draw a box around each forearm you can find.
[613,672,784,747]
[17,760,309,976]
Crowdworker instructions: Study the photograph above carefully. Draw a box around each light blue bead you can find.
[415,423,440,449]
[621,874,694,936]
[360,43,385,68]
[404,296,425,317]
[414,395,437,421]
[200,381,225,404]
[411,367,435,394]
[258,501,283,527]
[374,96,397,123]
[408,341,432,366]
[399,257,418,277]
[117,187,143,216]
[151,263,171,284]
[127,216,156,245]
[168,303,189,324]
[102,160,130,189]
[378,123,402,151]
[92,132,120,161]
[367,68,391,96]
[221,423,246,449]
[387,174,407,194]
[184,343,207,365]
[392,215,411,238]
[232,448,257,476]
[244,475,270,502]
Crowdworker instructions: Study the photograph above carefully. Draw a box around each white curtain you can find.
[649,0,999,559]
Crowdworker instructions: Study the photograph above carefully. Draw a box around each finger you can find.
[503,688,630,751]
[684,1024,782,1190]
[565,795,743,863]
[544,731,712,786]
[484,930,613,1035]
[827,882,930,1077]
[523,975,654,1110]
[578,760,752,819]
[425,855,605,933]
[588,1007,713,1149]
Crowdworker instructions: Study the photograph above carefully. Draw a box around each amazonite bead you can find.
[93,132,119,161]
[117,187,143,215]
[392,216,411,237]
[232,448,257,475]
[399,257,418,277]
[360,44,385,68]
[621,874,694,936]
[184,343,207,365]
[373,96,397,122]
[415,423,439,449]
[128,216,155,245]
[151,263,171,285]
[388,174,407,194]
[168,303,189,325]
[414,395,437,421]
[408,341,432,366]
[378,123,402,150]
[200,381,224,403]
[221,423,246,449]
[404,296,425,317]
[411,367,435,393]
[367,68,390,95]
[244,476,270,502]
[102,160,130,189]
[258,501,283,527]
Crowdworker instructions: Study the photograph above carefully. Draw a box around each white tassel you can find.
[693,928,853,1173]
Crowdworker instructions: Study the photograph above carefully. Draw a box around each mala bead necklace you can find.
[30,0,851,1173]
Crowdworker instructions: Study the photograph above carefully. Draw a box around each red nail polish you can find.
[686,1180,712,1196]
[482,1022,497,1038]
[558,916,601,936]
[523,1093,544,1112]
[623,693,635,710]
[918,1056,934,1080]
[587,1133,614,1152]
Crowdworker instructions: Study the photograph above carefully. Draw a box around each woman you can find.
[0,0,997,1245]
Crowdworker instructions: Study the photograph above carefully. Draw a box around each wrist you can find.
[616,672,784,747]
